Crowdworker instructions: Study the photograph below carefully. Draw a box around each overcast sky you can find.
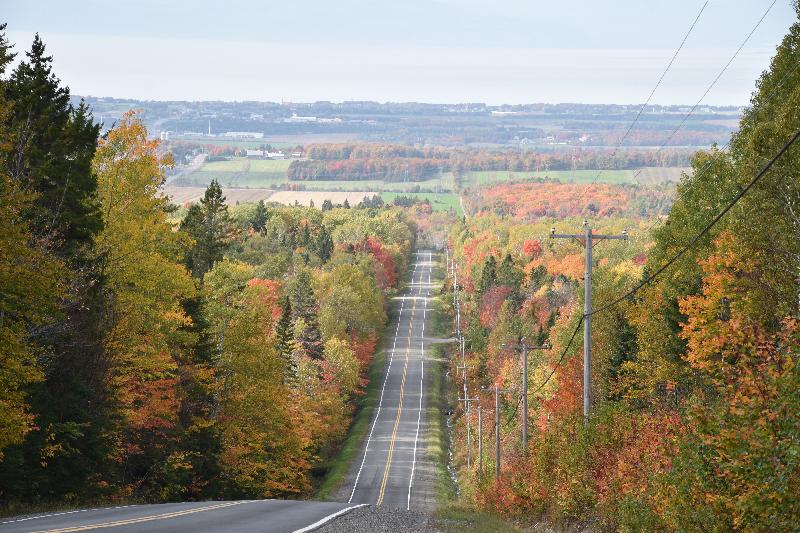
[3,0,796,105]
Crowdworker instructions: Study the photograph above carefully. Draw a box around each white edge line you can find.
[408,253,431,510]
[348,263,418,503]
[292,504,369,533]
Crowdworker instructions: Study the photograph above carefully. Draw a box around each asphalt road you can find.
[0,500,365,533]
[347,250,435,510]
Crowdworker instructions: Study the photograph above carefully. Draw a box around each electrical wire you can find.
[589,1,709,186]
[590,126,800,317]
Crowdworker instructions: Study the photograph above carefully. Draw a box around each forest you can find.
[442,13,800,531]
[287,145,693,182]
[0,28,419,509]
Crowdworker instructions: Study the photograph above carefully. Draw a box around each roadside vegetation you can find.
[443,12,800,530]
[0,28,421,511]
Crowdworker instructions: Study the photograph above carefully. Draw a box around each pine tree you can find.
[342,199,350,209]
[316,225,333,262]
[180,180,231,279]
[4,34,101,257]
[478,255,497,295]
[289,270,323,360]
[321,199,333,211]
[275,296,296,380]
[250,200,268,232]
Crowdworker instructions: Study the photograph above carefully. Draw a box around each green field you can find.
[180,157,685,191]
[451,167,687,187]
[381,192,463,215]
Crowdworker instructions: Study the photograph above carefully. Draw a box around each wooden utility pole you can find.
[502,339,551,450]
[459,396,479,468]
[550,221,626,423]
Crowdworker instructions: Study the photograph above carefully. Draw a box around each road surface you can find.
[0,500,365,533]
[346,250,435,509]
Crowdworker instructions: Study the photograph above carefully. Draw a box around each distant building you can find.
[291,151,303,158]
[246,150,285,159]
[224,131,264,139]
[284,113,317,123]
[159,131,171,141]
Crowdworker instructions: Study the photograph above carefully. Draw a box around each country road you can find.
[345,250,436,509]
[0,500,365,533]
[0,250,439,532]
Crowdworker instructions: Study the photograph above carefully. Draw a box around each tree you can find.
[250,200,268,232]
[288,270,323,360]
[90,112,196,494]
[4,34,101,256]
[181,179,231,279]
[275,296,296,381]
[478,255,497,295]
[315,224,333,262]
[321,199,333,211]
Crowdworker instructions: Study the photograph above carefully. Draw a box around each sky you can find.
[3,0,796,105]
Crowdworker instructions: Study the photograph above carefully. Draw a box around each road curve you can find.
[347,250,435,509]
[0,500,365,533]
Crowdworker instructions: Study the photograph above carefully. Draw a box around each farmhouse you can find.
[245,149,286,159]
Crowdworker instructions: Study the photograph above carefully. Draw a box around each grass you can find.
[381,192,463,215]
[313,264,412,500]
[424,256,521,533]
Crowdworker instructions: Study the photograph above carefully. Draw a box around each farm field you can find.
[452,166,688,186]
[179,156,686,191]
[163,186,275,205]
[380,192,463,215]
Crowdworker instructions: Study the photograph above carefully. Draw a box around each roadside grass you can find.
[426,257,521,533]
[313,258,414,500]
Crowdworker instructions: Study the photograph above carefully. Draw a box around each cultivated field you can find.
[163,186,275,205]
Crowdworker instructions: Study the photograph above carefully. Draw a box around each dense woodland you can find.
[0,29,417,509]
[287,145,693,182]
[444,12,800,530]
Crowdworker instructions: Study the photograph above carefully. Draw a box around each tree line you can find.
[288,144,693,182]
[0,29,416,509]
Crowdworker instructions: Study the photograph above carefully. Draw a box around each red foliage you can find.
[522,239,543,258]
[246,278,283,322]
[479,285,513,328]
[356,237,396,290]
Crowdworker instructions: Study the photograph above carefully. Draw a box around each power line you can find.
[590,126,800,318]
[631,0,777,183]
[529,316,584,396]
[589,1,709,186]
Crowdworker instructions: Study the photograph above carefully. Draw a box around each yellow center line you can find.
[376,292,417,505]
[30,501,249,533]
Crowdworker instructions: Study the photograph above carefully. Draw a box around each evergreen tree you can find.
[478,255,497,295]
[316,224,333,262]
[289,270,323,360]
[4,34,101,256]
[250,200,268,232]
[180,180,230,279]
[275,296,296,380]
[495,253,523,289]
[321,199,333,211]
[342,198,350,209]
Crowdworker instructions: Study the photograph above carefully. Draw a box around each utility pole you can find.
[502,339,551,450]
[459,396,479,468]
[477,405,483,472]
[550,221,627,423]
[485,384,515,480]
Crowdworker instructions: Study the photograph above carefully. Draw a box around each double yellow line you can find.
[31,501,249,533]
[376,295,417,505]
